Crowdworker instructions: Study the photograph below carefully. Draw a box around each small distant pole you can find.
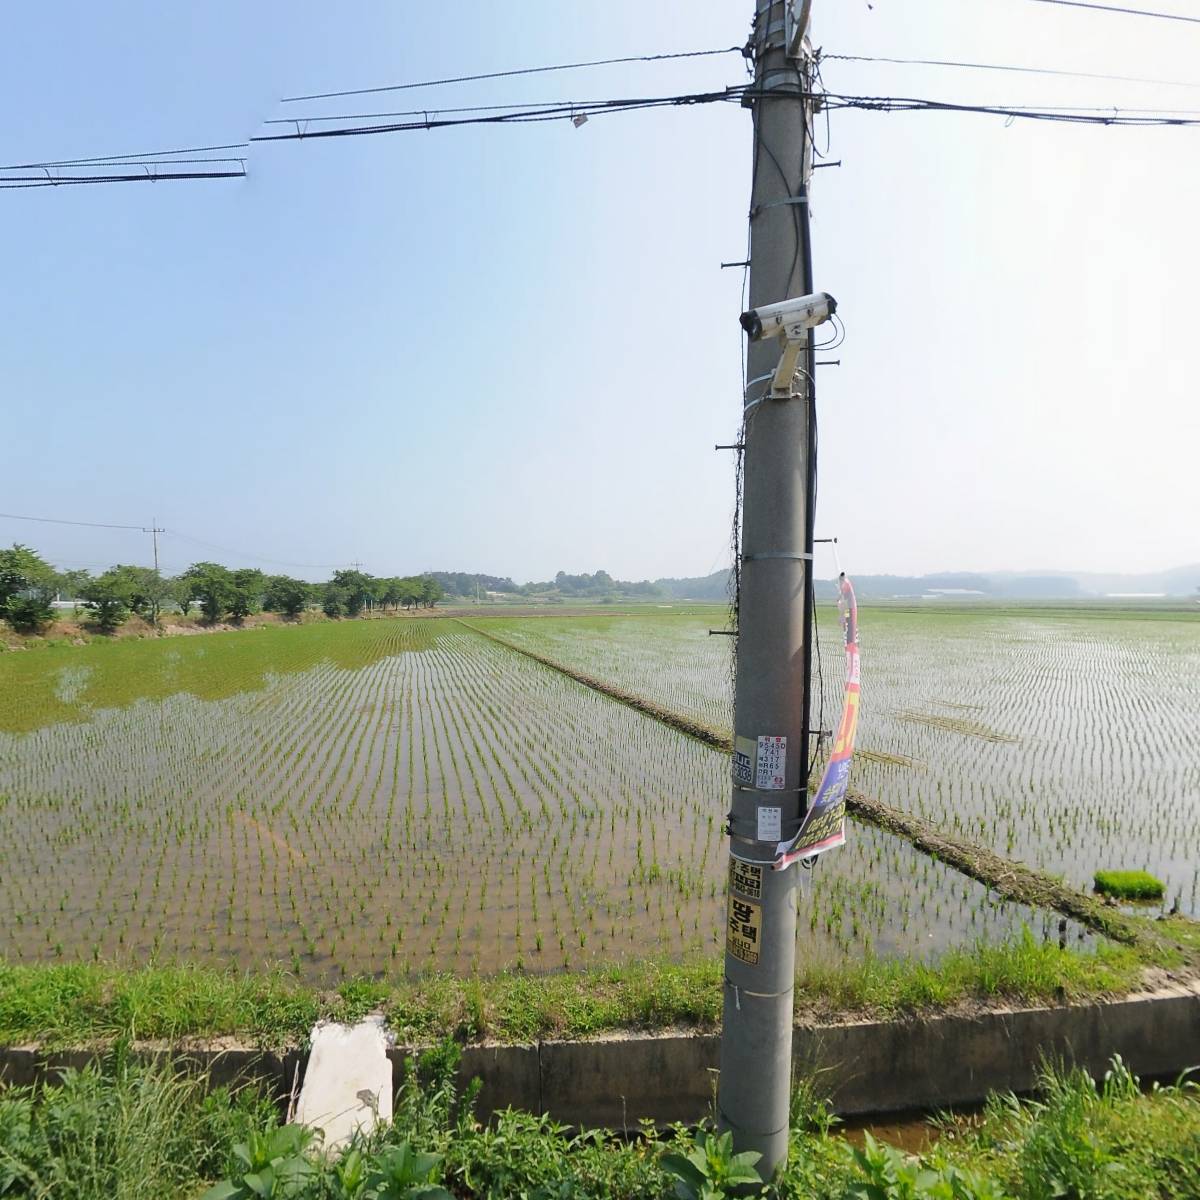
[142,520,165,572]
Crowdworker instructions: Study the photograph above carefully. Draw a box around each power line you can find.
[253,89,743,144]
[1026,0,1200,25]
[163,530,345,571]
[1,168,245,189]
[0,509,343,571]
[0,141,250,189]
[263,100,593,125]
[820,89,1200,125]
[0,143,249,171]
[0,510,145,531]
[280,45,746,104]
[821,52,1200,91]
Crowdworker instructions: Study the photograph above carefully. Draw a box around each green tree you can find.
[57,568,91,606]
[321,584,346,618]
[397,577,423,610]
[331,569,373,618]
[79,571,133,633]
[0,544,59,632]
[381,577,404,610]
[227,568,265,622]
[419,576,444,608]
[263,575,312,619]
[181,562,234,623]
[107,565,169,625]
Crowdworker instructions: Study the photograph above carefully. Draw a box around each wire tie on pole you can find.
[750,195,809,217]
[741,552,813,561]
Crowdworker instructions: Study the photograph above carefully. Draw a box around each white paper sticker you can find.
[755,735,787,790]
[756,805,782,842]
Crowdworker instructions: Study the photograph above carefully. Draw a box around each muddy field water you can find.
[0,620,1077,981]
[484,605,1200,918]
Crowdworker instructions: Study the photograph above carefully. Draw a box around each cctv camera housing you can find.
[740,292,837,341]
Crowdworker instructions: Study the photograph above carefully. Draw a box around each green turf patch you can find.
[1094,870,1165,901]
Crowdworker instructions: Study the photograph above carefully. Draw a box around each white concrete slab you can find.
[294,1016,393,1152]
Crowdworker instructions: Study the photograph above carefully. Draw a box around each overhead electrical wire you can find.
[252,89,744,143]
[0,170,245,189]
[12,36,1200,193]
[1026,0,1200,25]
[821,52,1200,91]
[816,90,1200,126]
[0,139,250,189]
[162,530,346,571]
[263,100,593,125]
[0,509,344,570]
[0,143,250,171]
[0,510,145,532]
[279,45,746,104]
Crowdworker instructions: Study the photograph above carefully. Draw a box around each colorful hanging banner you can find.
[773,573,859,869]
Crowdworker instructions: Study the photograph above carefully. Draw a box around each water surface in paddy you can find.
[485,608,1200,916]
[0,624,1084,982]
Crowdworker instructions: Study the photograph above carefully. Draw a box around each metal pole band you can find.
[725,978,797,1001]
[741,552,813,561]
[751,196,809,216]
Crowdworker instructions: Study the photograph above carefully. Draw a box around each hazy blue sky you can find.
[2,1,1196,582]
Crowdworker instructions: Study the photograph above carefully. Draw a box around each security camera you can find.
[740,293,837,342]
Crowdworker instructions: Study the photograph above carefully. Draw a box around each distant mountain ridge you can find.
[431,564,1200,602]
[654,565,1200,601]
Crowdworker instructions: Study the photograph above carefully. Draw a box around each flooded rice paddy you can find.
[484,604,1200,918]
[0,615,1085,981]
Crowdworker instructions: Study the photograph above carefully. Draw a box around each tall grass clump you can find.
[0,1047,274,1199]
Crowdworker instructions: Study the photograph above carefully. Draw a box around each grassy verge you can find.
[3,1039,1196,1199]
[0,929,1170,1050]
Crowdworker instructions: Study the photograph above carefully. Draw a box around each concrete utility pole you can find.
[717,0,817,1177]
[142,521,164,573]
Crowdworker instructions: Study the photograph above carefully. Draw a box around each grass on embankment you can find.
[0,927,1180,1050]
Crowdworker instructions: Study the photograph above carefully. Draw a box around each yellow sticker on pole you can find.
[727,893,762,966]
[729,858,763,900]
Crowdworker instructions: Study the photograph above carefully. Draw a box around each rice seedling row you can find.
[0,619,1077,982]
[481,607,1200,915]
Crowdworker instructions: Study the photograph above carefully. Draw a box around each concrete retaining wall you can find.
[3,982,1198,1126]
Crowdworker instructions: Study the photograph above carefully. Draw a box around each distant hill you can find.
[431,564,1200,603]
[653,571,730,601]
[656,565,1200,601]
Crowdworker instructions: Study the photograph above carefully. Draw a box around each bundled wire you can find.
[0,143,248,188]
[252,88,746,143]
[818,91,1200,127]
